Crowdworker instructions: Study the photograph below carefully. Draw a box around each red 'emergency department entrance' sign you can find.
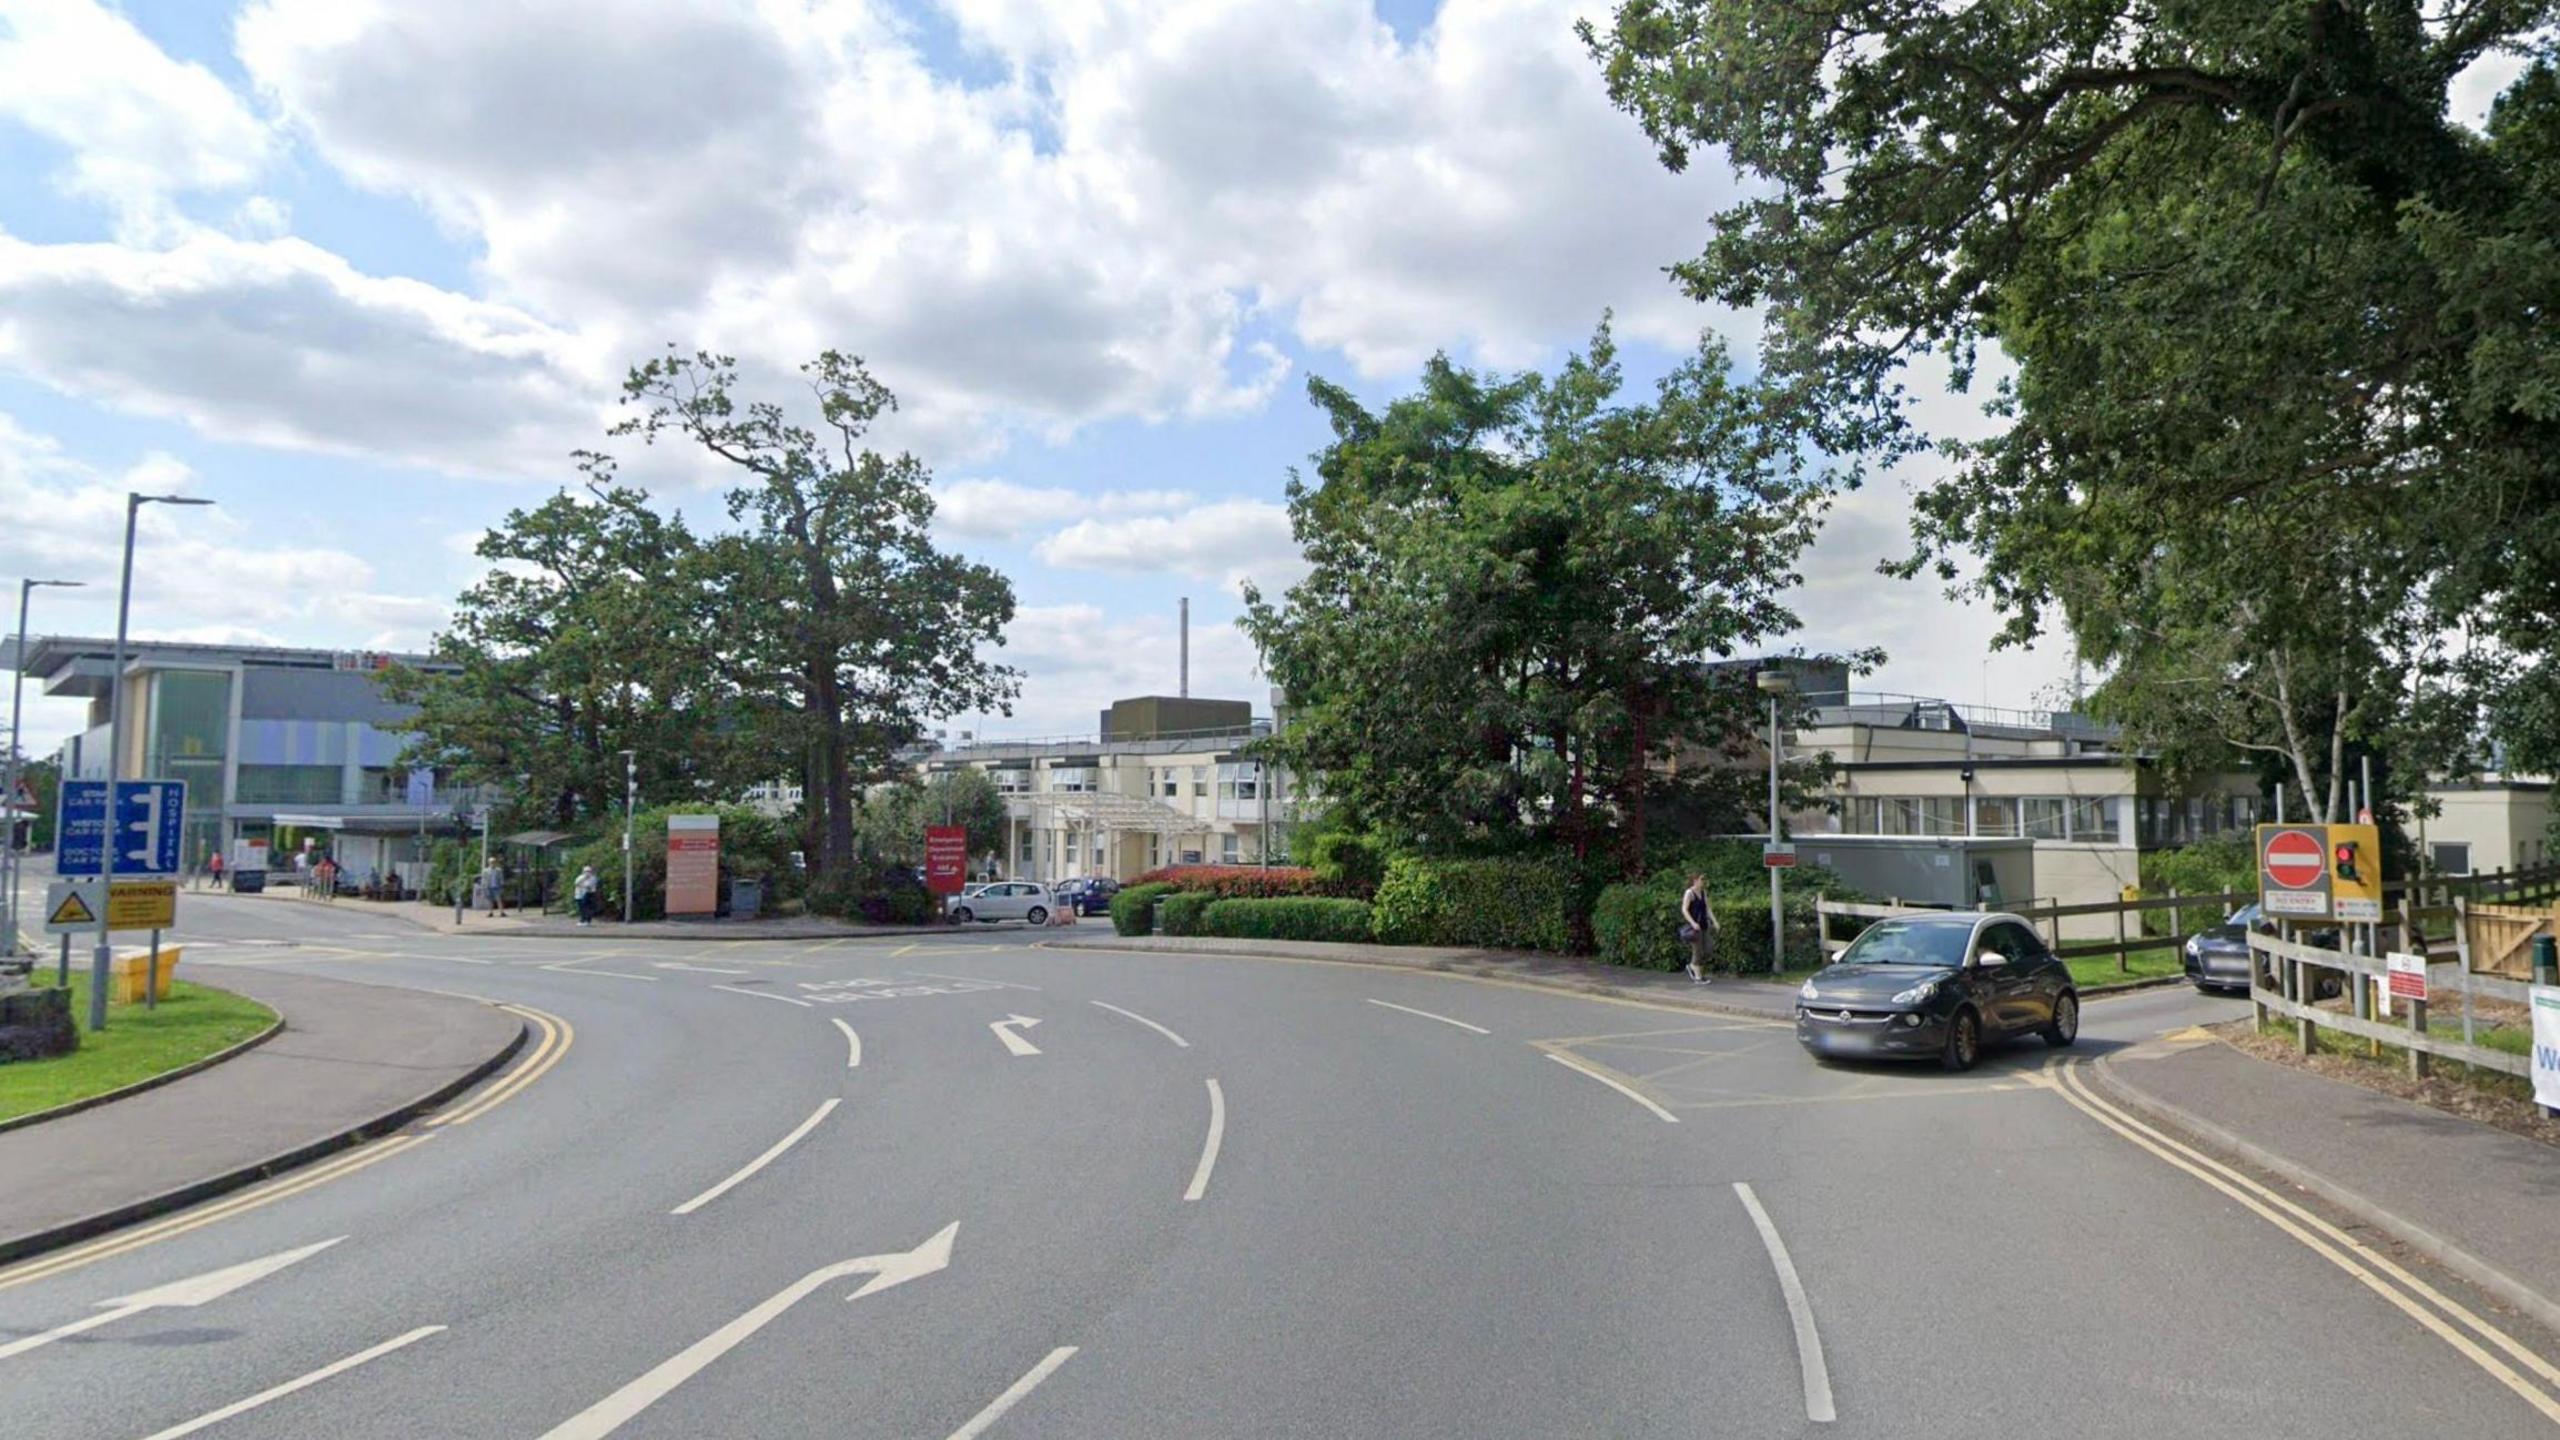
[924,826,968,896]
[666,813,720,917]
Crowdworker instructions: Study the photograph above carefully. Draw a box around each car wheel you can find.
[1941,1008,1982,1072]
[2043,991,2080,1048]
[954,906,975,924]
[1025,905,1049,926]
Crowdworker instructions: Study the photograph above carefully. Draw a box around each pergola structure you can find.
[1010,791,1206,879]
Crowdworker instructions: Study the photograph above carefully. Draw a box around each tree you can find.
[1585,3,2560,796]
[382,472,750,828]
[853,769,1007,867]
[1243,319,1849,875]
[611,350,1020,877]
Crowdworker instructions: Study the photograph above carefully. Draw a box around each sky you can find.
[17,1,2515,757]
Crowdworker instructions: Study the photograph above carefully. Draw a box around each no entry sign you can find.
[2258,825,2333,918]
[2264,830,2325,888]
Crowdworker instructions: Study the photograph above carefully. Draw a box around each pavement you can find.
[3,894,2558,1437]
[2091,1031,2560,1335]
[0,964,525,1264]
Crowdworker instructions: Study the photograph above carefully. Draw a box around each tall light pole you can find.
[4,578,83,957]
[91,494,213,1031]
[620,748,637,924]
[1757,669,1796,975]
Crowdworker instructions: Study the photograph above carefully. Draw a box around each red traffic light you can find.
[2332,842,2360,881]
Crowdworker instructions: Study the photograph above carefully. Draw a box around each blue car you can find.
[1053,877,1122,916]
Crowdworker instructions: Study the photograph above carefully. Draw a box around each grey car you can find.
[2183,903,2341,996]
[1795,912,2079,1072]
[947,880,1055,926]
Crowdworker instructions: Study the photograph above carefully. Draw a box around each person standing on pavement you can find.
[573,865,600,926]
[1679,873,1719,984]
[481,859,506,917]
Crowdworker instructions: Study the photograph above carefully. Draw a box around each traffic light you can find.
[2333,841,2360,882]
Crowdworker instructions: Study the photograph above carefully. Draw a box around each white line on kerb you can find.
[140,1326,447,1440]
[712,984,811,1007]
[947,1346,1079,1440]
[1733,1182,1836,1425]
[1543,1051,1679,1122]
[1184,1078,1226,1202]
[1091,1000,1189,1048]
[1365,998,1490,1035]
[672,1099,840,1215]
[831,1018,862,1068]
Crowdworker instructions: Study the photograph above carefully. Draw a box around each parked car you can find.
[1795,911,2079,1071]
[1053,876,1121,916]
[947,880,1055,926]
[2183,903,2342,997]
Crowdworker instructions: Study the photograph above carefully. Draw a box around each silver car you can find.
[947,880,1055,926]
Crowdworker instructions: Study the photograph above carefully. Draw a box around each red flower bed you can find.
[1132,865,1319,899]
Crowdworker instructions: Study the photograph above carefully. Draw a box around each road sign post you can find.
[60,779,184,1031]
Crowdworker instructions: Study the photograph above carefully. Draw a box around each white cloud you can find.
[982,601,1267,736]
[0,229,600,475]
[1035,498,1303,596]
[2448,47,2535,132]
[0,0,273,234]
[931,478,1198,541]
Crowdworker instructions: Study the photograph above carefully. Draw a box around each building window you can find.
[1975,797,2020,837]
[1222,832,1241,862]
[2022,797,2068,840]
[1160,773,1179,798]
[993,769,1030,795]
[236,764,343,805]
[1050,767,1096,794]
[1148,834,1161,867]
[1191,766,1208,797]
[2068,797,2122,845]
[1216,764,1260,802]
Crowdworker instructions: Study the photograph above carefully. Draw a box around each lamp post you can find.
[620,748,637,924]
[90,494,213,1031]
[1756,668,1796,975]
[4,579,83,958]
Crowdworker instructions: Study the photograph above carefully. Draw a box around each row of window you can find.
[1840,795,2126,845]
[986,762,1273,801]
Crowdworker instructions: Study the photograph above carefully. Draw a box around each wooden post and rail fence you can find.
[1815,859,2560,978]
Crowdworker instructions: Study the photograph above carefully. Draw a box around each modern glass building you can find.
[1,636,465,878]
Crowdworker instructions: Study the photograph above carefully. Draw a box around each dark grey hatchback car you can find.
[1795,912,2079,1071]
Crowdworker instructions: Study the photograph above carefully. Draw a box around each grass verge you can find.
[2066,950,2185,989]
[0,973,277,1123]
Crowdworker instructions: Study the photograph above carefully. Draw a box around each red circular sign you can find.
[2264,829,2325,888]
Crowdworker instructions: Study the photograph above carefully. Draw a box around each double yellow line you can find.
[0,1000,572,1294]
[2044,1059,2560,1425]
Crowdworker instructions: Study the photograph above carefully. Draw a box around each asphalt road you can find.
[4,889,2557,1437]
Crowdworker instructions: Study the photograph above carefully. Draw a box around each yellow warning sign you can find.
[106,880,177,931]
[47,889,96,926]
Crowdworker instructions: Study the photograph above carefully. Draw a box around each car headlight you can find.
[1891,980,1937,1006]
[2184,936,2202,958]
[1799,980,1820,1001]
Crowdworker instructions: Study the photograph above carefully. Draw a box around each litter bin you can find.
[731,878,763,921]
[111,947,183,1003]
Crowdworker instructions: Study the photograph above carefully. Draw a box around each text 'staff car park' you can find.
[1796,913,2079,1071]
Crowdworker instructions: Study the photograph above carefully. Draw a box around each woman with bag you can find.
[1678,874,1719,984]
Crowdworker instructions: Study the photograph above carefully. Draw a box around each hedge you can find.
[1158,891,1217,937]
[1369,854,1587,952]
[1592,879,1828,973]
[1109,882,1178,937]
[1131,865,1319,899]
[1199,897,1375,943]
[1304,831,1386,896]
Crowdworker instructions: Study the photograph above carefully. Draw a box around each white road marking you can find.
[448,957,497,965]
[713,983,812,1007]
[656,961,751,976]
[0,1237,344,1362]
[1733,1183,1836,1425]
[140,1326,446,1440]
[1364,998,1489,1035]
[1090,1000,1189,1048]
[947,1346,1079,1440]
[989,1014,1044,1057]
[831,1018,862,1068]
[1542,1051,1679,1123]
[1184,1078,1226,1202]
[908,969,1041,991]
[671,1099,840,1215]
[541,961,659,982]
[540,1223,958,1440]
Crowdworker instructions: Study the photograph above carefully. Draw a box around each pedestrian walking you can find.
[207,851,225,891]
[573,864,600,926]
[1679,873,1720,984]
[481,860,506,917]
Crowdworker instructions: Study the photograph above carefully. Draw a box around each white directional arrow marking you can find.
[539,1222,959,1440]
[989,1014,1043,1057]
[0,1237,344,1362]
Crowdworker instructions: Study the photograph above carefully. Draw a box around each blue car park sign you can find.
[57,780,187,878]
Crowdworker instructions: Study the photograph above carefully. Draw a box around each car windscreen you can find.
[1838,919,1974,968]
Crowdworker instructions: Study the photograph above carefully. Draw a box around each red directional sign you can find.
[2263,829,2325,889]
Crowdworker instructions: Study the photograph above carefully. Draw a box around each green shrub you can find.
[559,803,801,921]
[2138,837,2257,935]
[1369,854,1587,952]
[1110,882,1177,936]
[1200,897,1375,942]
[1305,831,1387,897]
[1132,865,1318,898]
[1158,891,1216,937]
[1592,880,1829,973]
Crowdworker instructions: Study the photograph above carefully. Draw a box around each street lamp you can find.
[1756,668,1796,975]
[4,578,84,958]
[620,749,637,924]
[90,494,213,1031]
